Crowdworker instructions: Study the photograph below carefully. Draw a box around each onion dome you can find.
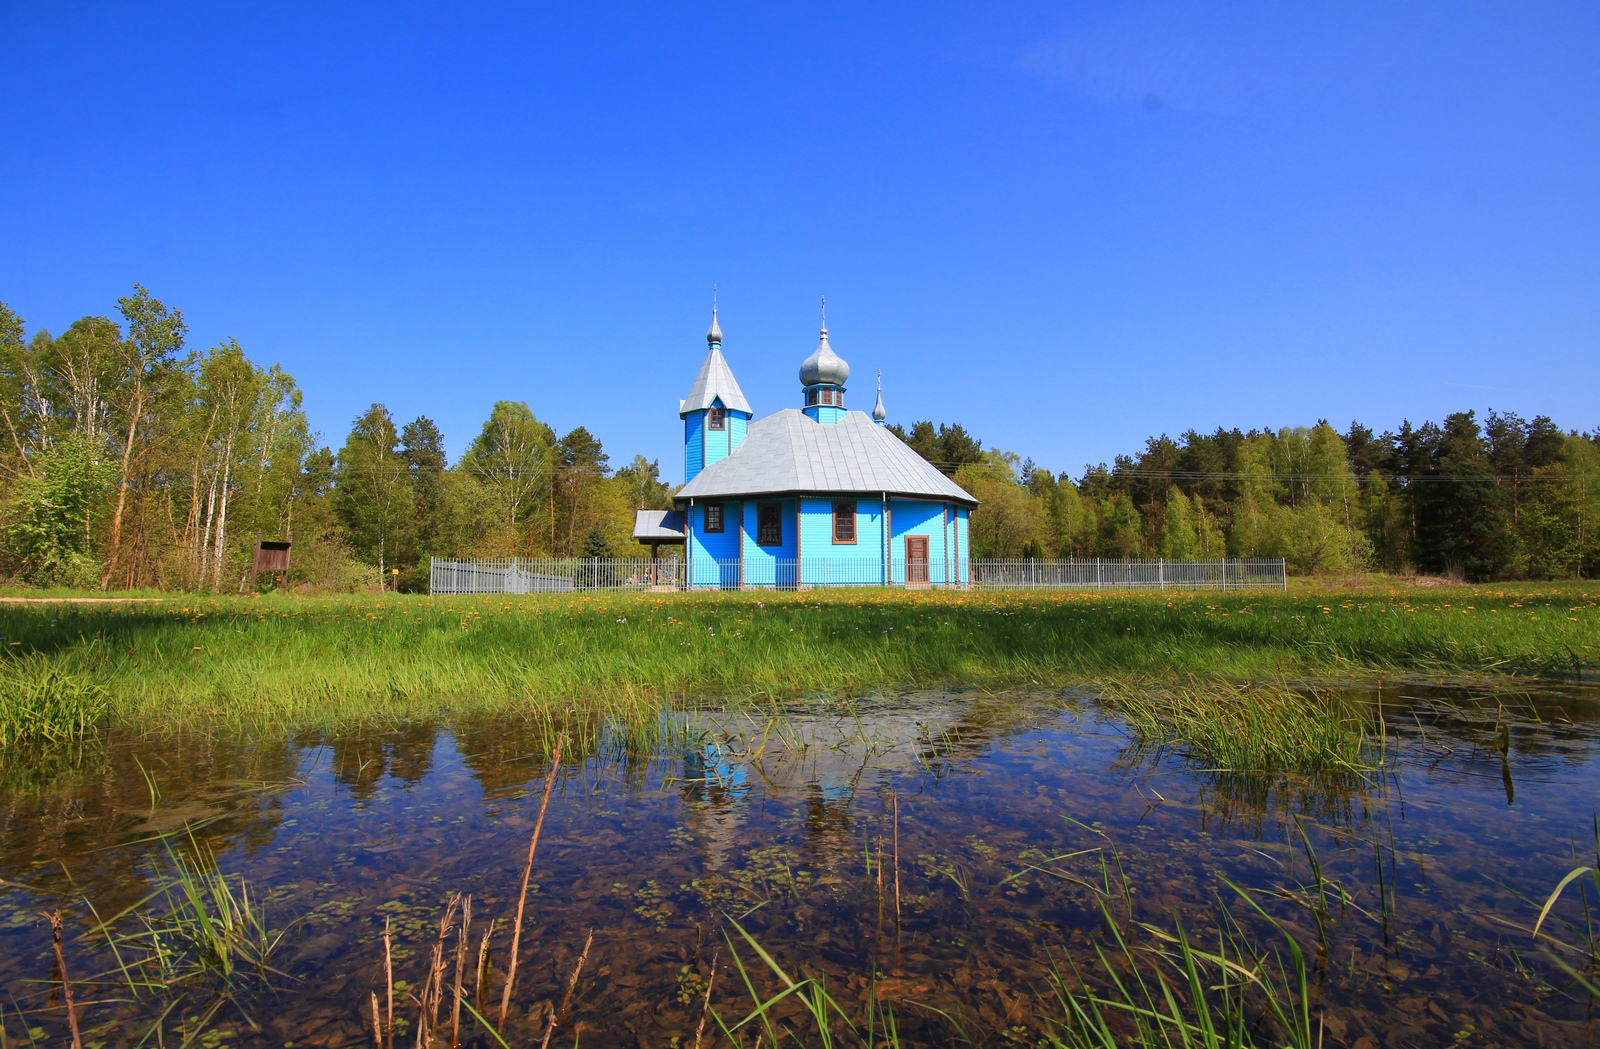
[872,373,887,422]
[799,327,850,387]
[707,307,723,346]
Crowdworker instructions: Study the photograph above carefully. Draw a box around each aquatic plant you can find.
[715,915,919,1048]
[1102,680,1380,774]
[92,836,290,996]
[0,653,107,748]
[1533,814,1600,986]
[1044,889,1317,1049]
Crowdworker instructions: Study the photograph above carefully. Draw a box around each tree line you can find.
[2,287,1593,590]
[894,413,1600,581]
[0,288,671,592]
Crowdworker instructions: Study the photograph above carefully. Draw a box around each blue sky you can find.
[2,2,1595,482]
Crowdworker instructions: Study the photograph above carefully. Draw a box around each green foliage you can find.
[460,400,556,538]
[3,290,1595,588]
[953,453,1048,558]
[905,410,1590,580]
[553,425,612,556]
[333,404,415,574]
[1415,411,1514,580]
[2,435,113,586]
[128,840,288,991]
[1097,493,1144,558]
[581,526,613,559]
[887,419,985,475]
[615,453,674,510]
[1160,488,1198,560]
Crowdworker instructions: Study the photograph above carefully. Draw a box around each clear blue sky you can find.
[2,2,1595,483]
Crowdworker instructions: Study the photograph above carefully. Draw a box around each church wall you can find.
[687,501,742,588]
[686,409,749,480]
[802,405,848,425]
[797,497,885,585]
[889,498,951,585]
[739,499,797,587]
[702,402,742,470]
[955,506,970,583]
[684,411,705,482]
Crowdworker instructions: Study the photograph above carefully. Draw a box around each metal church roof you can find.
[676,409,978,505]
[679,345,752,416]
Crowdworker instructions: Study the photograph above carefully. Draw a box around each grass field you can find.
[0,581,1592,741]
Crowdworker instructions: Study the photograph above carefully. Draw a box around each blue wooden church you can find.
[633,309,977,588]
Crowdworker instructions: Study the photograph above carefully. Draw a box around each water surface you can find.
[2,682,1599,1047]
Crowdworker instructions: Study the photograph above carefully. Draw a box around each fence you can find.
[972,558,1285,591]
[430,556,1285,594]
[429,558,683,594]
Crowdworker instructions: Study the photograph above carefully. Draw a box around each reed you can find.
[500,735,563,1028]
[538,929,592,1049]
[46,909,83,1049]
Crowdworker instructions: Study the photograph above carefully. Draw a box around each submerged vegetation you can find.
[0,583,1591,742]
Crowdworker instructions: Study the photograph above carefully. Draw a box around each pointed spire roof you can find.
[681,308,751,416]
[872,371,887,422]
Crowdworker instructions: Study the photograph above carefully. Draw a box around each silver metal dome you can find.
[707,308,723,346]
[799,327,850,387]
[872,374,887,422]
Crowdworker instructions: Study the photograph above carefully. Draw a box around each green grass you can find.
[0,583,1592,739]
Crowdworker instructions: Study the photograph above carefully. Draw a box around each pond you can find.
[2,681,1598,1048]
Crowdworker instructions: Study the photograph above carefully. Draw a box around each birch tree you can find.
[105,285,186,587]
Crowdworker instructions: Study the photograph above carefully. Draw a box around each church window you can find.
[757,504,783,546]
[833,502,857,543]
[806,389,819,406]
[704,503,724,533]
[708,406,725,430]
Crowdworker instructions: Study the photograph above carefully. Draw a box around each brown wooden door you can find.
[905,536,930,585]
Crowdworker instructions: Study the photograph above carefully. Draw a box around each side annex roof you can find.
[676,409,977,505]
[633,509,686,540]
